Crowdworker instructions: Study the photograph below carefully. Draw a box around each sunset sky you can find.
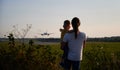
[0,0,120,38]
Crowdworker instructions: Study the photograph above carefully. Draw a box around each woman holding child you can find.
[61,17,86,70]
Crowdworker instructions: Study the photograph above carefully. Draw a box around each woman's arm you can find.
[83,40,86,48]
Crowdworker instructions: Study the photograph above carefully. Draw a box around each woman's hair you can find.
[71,17,80,39]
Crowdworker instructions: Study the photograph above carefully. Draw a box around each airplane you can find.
[40,32,53,36]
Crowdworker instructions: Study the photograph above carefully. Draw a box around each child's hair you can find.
[63,20,70,28]
[71,17,80,39]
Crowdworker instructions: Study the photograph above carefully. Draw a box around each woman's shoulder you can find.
[80,32,86,34]
[79,32,86,38]
[68,30,74,33]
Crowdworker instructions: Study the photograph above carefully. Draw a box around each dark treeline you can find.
[87,36,120,42]
[0,36,120,42]
[33,36,120,42]
[38,36,120,42]
[36,38,60,42]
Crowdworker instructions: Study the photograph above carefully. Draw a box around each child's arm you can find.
[59,28,64,32]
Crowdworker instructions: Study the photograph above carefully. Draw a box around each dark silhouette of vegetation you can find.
[0,39,61,70]
[87,36,120,42]
[0,40,120,70]
[36,36,120,42]
[1,36,120,42]
[29,39,34,46]
[12,24,32,46]
[82,44,120,70]
[7,33,15,47]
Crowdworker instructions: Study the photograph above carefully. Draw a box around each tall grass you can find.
[0,41,120,70]
[0,41,62,70]
[81,42,120,70]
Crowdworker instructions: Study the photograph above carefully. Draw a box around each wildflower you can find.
[100,47,103,50]
[97,62,99,66]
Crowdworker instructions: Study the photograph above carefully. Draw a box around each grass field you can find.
[82,42,120,70]
[0,41,120,70]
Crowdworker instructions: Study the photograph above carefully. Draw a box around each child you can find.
[59,20,70,68]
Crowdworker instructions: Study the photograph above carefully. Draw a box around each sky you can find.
[0,0,120,38]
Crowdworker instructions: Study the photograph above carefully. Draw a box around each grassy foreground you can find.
[0,41,120,70]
